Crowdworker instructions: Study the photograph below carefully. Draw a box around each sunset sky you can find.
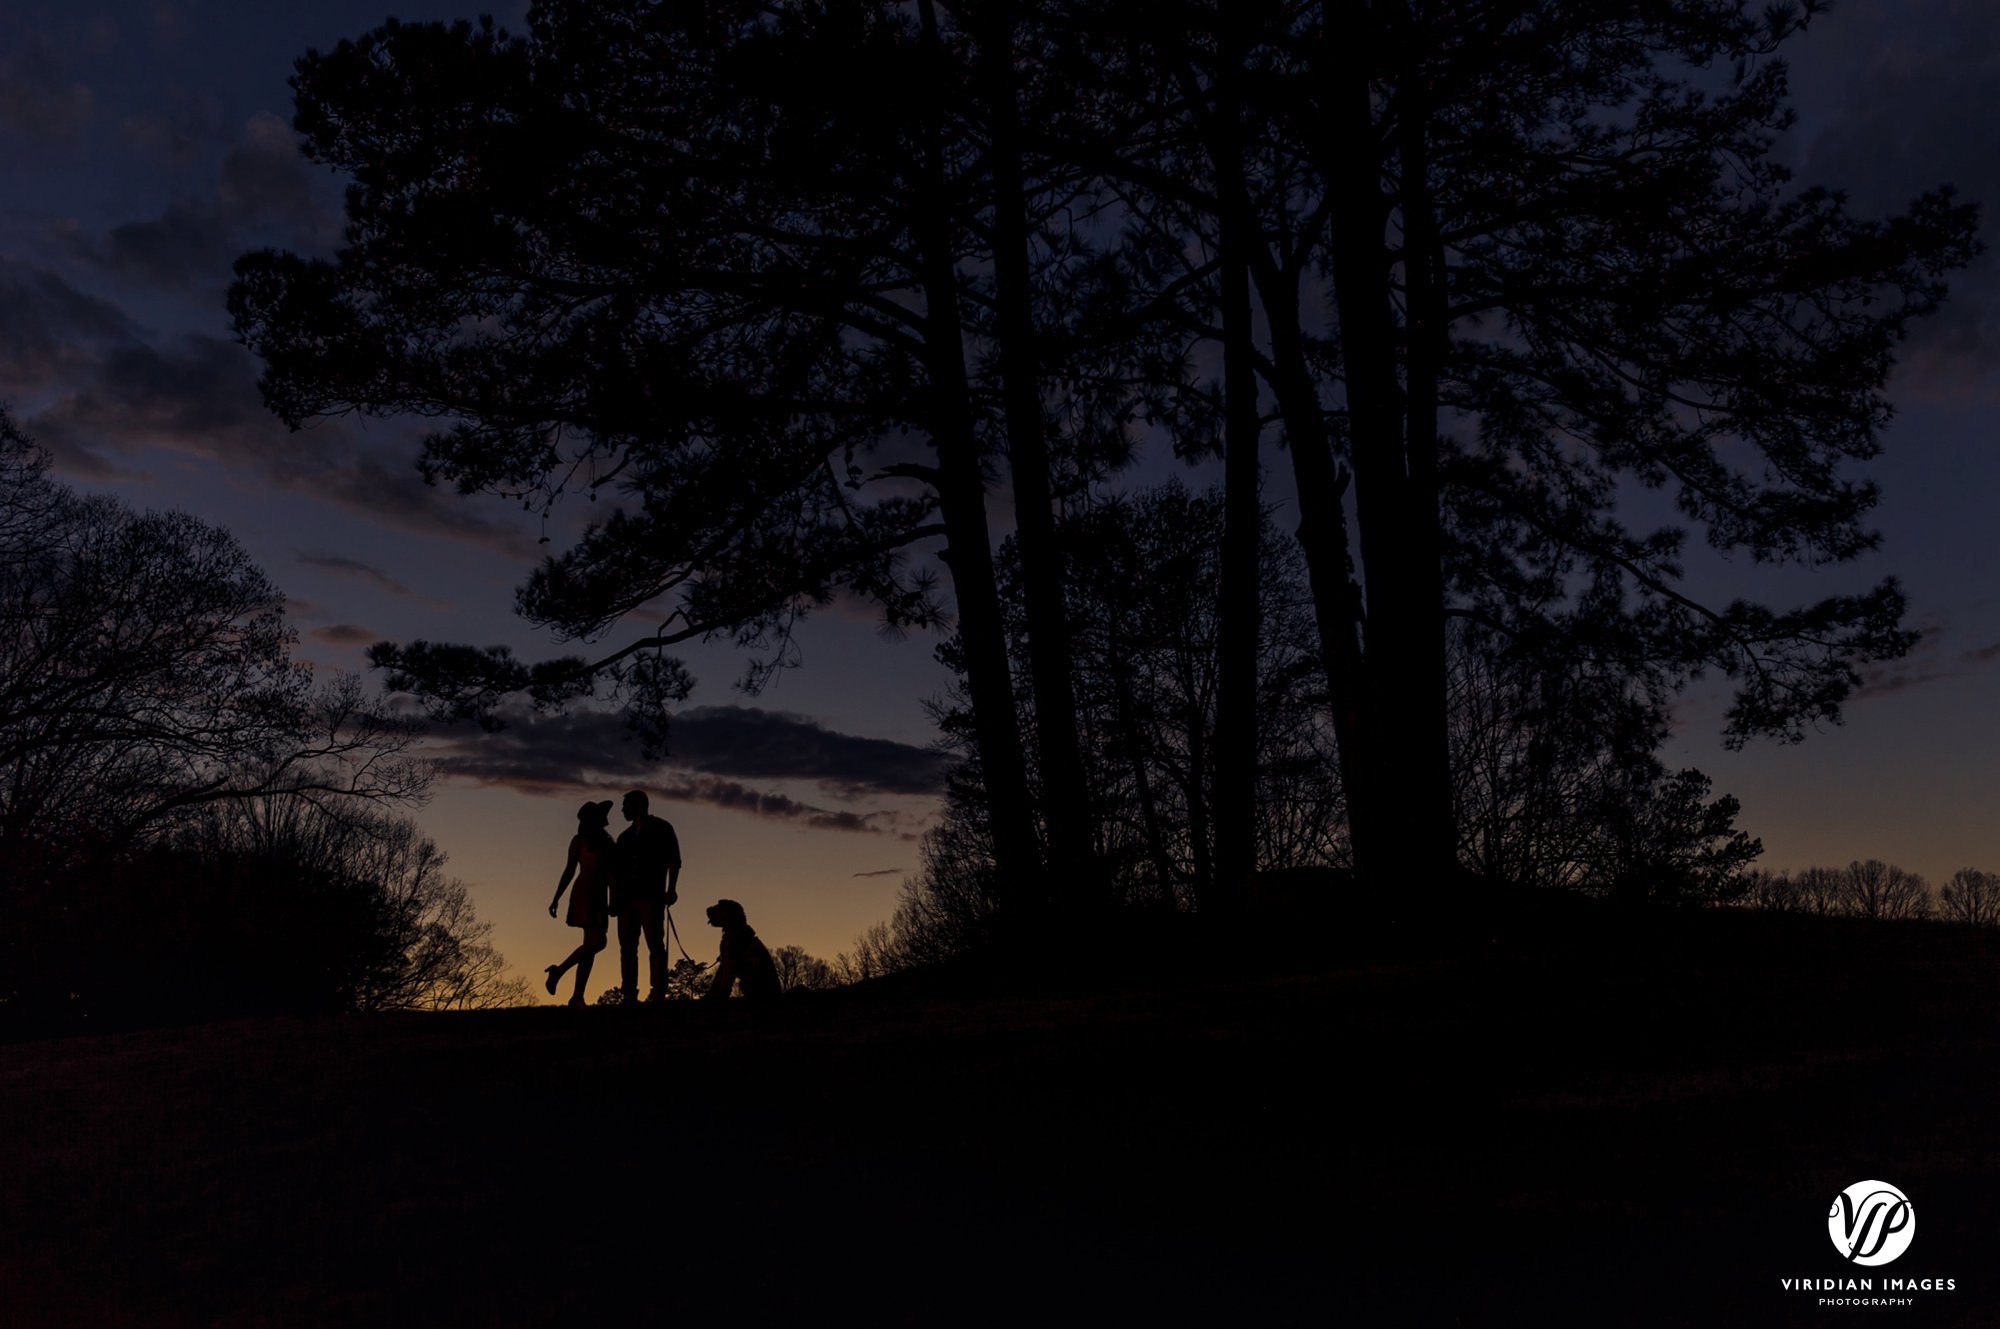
[3,0,1998,993]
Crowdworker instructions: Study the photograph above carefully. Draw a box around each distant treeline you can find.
[1740,863,2000,926]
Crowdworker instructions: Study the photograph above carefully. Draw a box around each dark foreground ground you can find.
[5,902,1999,1326]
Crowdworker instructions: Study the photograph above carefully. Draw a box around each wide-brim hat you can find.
[576,800,614,826]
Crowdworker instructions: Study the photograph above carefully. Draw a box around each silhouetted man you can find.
[614,789,681,1003]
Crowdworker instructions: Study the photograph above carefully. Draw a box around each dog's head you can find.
[706,898,748,929]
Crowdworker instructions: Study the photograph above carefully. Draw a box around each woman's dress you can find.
[565,833,612,938]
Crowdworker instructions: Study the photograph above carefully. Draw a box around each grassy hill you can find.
[4,902,1998,1325]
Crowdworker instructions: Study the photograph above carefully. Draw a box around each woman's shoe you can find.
[544,965,561,996]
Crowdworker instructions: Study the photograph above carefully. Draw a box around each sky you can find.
[2,1,1998,996]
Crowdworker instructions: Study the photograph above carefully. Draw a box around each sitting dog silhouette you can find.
[703,899,781,1001]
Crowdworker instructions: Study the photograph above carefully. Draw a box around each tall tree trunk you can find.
[1394,35,1461,879]
[1208,33,1262,913]
[981,9,1100,908]
[914,0,1041,892]
[1317,12,1457,884]
[1253,267,1372,871]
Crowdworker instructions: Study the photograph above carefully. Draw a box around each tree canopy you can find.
[0,409,428,855]
[232,0,1978,910]
[0,407,519,1022]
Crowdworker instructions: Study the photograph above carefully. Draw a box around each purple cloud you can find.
[310,623,379,647]
[295,552,443,605]
[427,705,942,835]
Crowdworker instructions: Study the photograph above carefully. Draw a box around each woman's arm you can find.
[549,836,581,917]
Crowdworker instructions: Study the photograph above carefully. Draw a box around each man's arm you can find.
[661,820,682,907]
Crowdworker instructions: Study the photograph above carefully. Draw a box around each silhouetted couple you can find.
[545,789,682,1007]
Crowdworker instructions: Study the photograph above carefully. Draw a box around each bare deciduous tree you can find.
[0,410,515,1019]
[834,922,905,984]
[1741,870,1805,913]
[1795,866,1851,918]
[1937,868,2000,927]
[1843,860,1931,921]
[164,799,529,1011]
[0,412,428,859]
[771,945,838,993]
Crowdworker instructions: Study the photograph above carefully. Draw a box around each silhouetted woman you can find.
[545,800,615,1006]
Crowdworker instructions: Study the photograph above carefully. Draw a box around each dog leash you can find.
[665,904,704,967]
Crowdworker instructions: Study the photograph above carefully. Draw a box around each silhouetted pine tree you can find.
[232,5,1063,885]
[1081,1,1973,887]
[234,2,1978,915]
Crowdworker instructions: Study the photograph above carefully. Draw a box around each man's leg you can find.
[617,910,642,999]
[644,900,669,999]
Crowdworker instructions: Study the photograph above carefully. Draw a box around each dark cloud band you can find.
[309,623,379,647]
[427,704,943,835]
[670,705,948,796]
